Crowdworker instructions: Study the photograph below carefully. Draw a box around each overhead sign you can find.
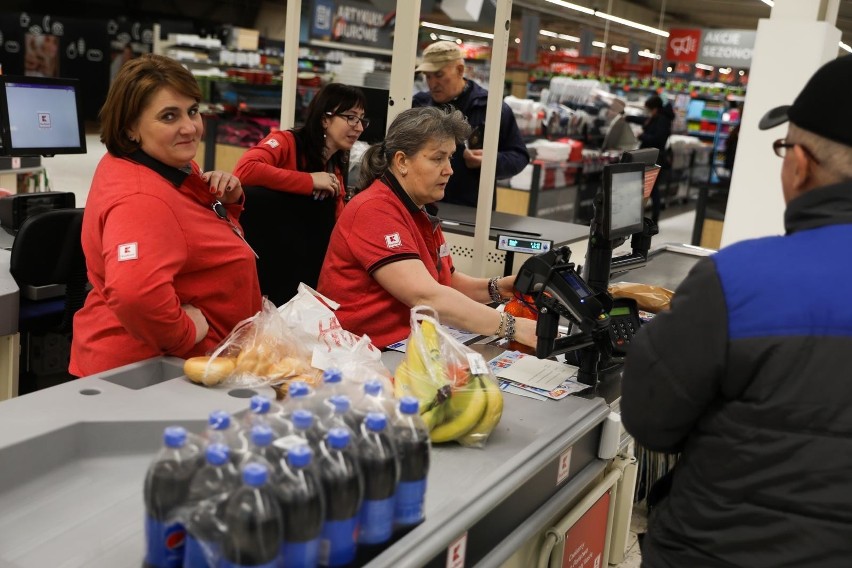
[310,0,394,50]
[665,28,701,63]
[699,29,756,67]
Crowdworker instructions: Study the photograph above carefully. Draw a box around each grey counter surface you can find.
[437,203,590,245]
[0,355,609,568]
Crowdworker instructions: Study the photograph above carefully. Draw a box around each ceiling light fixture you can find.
[760,0,774,7]
[437,34,460,42]
[695,63,714,71]
[611,45,629,53]
[420,21,494,39]
[540,29,581,42]
[638,50,661,60]
[841,41,851,53]
[514,37,521,44]
[544,0,669,38]
[592,41,607,48]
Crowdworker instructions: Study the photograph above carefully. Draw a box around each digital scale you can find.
[497,234,553,255]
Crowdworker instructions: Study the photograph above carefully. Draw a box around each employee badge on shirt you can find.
[384,232,402,249]
[439,243,449,257]
[117,242,138,261]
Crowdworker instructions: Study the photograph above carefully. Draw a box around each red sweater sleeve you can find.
[233,131,314,196]
[99,193,198,356]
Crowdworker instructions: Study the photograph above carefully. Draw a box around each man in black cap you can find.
[412,41,529,208]
[621,55,852,567]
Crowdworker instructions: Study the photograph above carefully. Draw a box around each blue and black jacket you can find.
[413,79,529,207]
[622,181,852,568]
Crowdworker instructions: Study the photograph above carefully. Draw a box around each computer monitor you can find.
[0,75,87,157]
[601,114,638,151]
[600,162,645,241]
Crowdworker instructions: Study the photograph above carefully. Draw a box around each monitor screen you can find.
[0,76,87,157]
[602,162,645,240]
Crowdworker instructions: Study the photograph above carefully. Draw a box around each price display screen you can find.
[497,235,553,255]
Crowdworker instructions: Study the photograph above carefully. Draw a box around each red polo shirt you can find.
[317,175,454,347]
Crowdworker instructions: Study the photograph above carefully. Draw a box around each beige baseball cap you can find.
[415,41,464,73]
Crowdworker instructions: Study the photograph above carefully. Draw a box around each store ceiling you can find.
[423,0,852,57]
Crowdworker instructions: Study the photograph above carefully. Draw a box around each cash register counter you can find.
[0,244,710,568]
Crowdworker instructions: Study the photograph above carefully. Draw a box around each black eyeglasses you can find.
[327,112,370,129]
[773,138,821,164]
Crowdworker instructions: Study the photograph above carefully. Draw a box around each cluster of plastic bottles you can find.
[143,369,431,568]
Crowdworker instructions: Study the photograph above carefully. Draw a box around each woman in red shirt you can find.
[318,107,537,349]
[233,83,368,305]
[70,54,262,377]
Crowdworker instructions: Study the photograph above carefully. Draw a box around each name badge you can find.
[439,243,450,257]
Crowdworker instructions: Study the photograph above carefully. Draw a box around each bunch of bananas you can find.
[394,318,504,447]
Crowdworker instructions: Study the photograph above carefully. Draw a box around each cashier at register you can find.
[621,55,852,567]
[317,107,537,349]
[70,54,262,377]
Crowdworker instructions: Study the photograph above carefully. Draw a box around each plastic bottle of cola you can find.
[143,426,198,568]
[317,428,364,567]
[276,445,326,568]
[392,396,431,531]
[220,462,284,568]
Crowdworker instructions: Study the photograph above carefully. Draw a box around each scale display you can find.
[497,235,553,255]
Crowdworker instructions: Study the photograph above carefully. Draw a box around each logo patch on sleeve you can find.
[384,232,402,248]
[118,242,138,261]
[264,138,280,148]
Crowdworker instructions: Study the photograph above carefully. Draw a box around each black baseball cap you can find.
[759,55,852,147]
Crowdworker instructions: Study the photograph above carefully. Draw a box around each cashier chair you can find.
[10,208,88,393]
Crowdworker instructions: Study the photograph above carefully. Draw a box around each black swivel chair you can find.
[9,208,88,392]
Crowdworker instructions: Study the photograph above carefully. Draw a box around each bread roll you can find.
[184,356,236,386]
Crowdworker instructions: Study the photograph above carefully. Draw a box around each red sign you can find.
[666,28,701,62]
[611,61,654,75]
[562,491,611,568]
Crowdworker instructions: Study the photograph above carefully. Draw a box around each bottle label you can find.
[280,537,320,567]
[144,516,186,568]
[183,535,217,568]
[220,559,278,568]
[357,496,395,545]
[394,479,427,526]
[318,517,358,567]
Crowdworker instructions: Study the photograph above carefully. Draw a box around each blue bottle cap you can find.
[251,425,274,447]
[364,412,387,432]
[289,381,309,398]
[242,462,268,486]
[293,409,314,430]
[163,426,187,448]
[399,396,419,415]
[208,410,231,430]
[206,443,230,466]
[250,395,270,415]
[287,445,313,468]
[363,379,382,396]
[329,394,351,413]
[327,428,350,449]
[322,368,343,384]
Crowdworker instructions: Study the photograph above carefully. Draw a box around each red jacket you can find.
[69,152,262,377]
[232,130,344,218]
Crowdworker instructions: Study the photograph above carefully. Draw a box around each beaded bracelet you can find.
[488,277,502,304]
[503,312,517,342]
[494,311,505,337]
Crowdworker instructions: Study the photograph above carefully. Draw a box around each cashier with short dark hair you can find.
[317,107,537,349]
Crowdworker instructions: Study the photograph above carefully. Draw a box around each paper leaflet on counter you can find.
[386,326,480,352]
[488,351,591,400]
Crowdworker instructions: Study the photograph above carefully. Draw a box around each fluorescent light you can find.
[540,29,580,42]
[718,67,732,75]
[592,41,607,48]
[544,0,594,16]
[420,21,493,40]
[595,12,669,37]
[437,34,460,42]
[638,50,661,60]
[429,33,438,41]
[695,63,714,71]
[514,37,521,44]
[760,0,774,6]
[550,45,556,51]
[739,70,745,76]
[611,45,629,53]
[841,41,852,53]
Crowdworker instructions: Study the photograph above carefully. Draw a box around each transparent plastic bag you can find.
[183,298,318,390]
[394,306,504,448]
[609,281,674,313]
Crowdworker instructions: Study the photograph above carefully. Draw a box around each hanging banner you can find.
[665,28,701,63]
[699,29,756,67]
[310,0,394,50]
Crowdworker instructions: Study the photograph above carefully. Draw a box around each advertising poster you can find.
[562,491,611,568]
[310,0,395,50]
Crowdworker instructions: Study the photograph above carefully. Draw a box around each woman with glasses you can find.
[317,107,538,349]
[234,83,368,305]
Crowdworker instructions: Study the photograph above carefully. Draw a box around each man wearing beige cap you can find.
[413,41,529,208]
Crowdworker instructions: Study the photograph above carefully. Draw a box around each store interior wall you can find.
[254,0,287,42]
[722,0,842,247]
